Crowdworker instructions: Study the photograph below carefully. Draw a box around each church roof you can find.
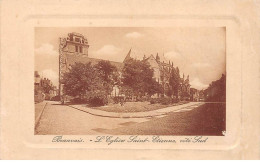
[70,32,84,38]
[123,49,132,63]
[65,54,124,70]
[143,54,155,61]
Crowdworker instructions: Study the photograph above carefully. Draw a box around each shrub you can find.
[181,97,190,101]
[159,97,172,105]
[107,97,114,104]
[70,97,88,104]
[150,98,157,104]
[125,96,134,102]
[137,96,150,102]
[51,95,61,101]
[113,96,124,104]
[171,97,180,103]
[44,94,51,100]
[89,96,108,106]
[150,97,172,105]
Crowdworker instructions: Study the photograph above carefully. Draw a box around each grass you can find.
[105,103,226,136]
[90,101,189,113]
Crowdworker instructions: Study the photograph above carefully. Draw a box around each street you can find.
[35,101,150,135]
[35,101,225,135]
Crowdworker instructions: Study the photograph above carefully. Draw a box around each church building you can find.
[59,32,190,99]
[123,49,191,98]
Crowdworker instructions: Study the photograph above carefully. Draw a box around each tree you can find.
[122,58,161,97]
[41,82,53,94]
[204,74,226,102]
[94,60,119,95]
[169,67,181,97]
[165,84,173,97]
[62,62,105,100]
[147,80,163,96]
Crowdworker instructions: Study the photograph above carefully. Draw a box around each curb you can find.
[67,103,203,119]
[35,102,48,132]
[67,105,158,118]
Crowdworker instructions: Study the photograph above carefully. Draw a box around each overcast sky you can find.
[35,27,226,90]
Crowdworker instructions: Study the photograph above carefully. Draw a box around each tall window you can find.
[75,45,78,52]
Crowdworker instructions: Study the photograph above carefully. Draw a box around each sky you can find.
[35,27,226,90]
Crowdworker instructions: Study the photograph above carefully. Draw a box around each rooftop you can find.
[70,32,84,38]
[66,54,124,70]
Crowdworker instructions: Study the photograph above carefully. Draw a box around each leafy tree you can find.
[165,85,173,97]
[147,79,163,96]
[94,60,119,95]
[42,82,53,94]
[122,58,161,97]
[169,67,181,97]
[119,85,134,98]
[205,74,226,102]
[39,77,54,94]
[62,62,105,99]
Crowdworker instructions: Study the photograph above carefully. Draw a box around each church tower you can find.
[64,32,89,56]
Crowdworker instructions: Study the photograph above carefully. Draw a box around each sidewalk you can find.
[35,101,48,126]
[68,102,205,118]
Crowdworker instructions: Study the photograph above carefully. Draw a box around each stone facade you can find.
[59,33,123,97]
[140,52,190,98]
[63,33,89,55]
[59,33,191,98]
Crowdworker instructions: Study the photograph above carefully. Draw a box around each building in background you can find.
[190,88,199,101]
[34,71,58,103]
[34,71,45,103]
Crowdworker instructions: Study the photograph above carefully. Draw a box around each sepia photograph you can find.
[2,0,260,159]
[34,27,226,136]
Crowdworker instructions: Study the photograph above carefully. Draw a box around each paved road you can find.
[35,101,204,135]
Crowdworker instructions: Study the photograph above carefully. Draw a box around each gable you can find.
[146,56,159,69]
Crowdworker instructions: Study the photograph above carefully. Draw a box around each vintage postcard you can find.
[34,27,226,136]
[1,0,260,160]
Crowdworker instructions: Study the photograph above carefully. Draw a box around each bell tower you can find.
[64,32,89,56]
